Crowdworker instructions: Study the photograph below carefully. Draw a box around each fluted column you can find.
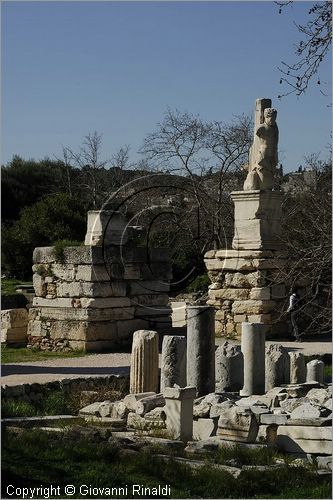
[130,330,159,393]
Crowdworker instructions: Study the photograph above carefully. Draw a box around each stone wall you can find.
[1,374,129,403]
[28,245,172,351]
[204,249,305,338]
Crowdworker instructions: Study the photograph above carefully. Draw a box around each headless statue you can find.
[244,99,279,191]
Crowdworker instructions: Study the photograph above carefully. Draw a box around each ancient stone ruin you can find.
[204,98,305,338]
[27,210,172,351]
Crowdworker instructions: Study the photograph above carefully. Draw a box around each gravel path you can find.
[1,340,331,387]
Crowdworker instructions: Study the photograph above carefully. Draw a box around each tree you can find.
[141,108,252,250]
[2,193,87,279]
[277,1,332,97]
[278,157,332,335]
[66,131,109,208]
[1,156,72,222]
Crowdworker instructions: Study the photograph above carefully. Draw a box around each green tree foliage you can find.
[2,193,86,279]
[2,156,69,221]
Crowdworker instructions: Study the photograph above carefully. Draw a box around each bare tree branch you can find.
[276,1,332,97]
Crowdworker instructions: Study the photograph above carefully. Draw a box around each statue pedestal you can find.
[231,190,283,250]
[204,190,289,338]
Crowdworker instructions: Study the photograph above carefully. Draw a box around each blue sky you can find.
[2,1,332,172]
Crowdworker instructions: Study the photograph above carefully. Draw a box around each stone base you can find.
[204,249,306,338]
[231,190,283,251]
[28,243,172,352]
[1,309,28,346]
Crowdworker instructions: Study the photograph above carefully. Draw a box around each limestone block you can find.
[256,424,278,444]
[33,274,47,297]
[51,264,76,281]
[276,426,332,454]
[193,418,218,440]
[125,262,172,281]
[144,407,167,421]
[306,388,331,406]
[306,360,324,383]
[215,249,286,259]
[231,190,282,250]
[204,250,216,259]
[129,281,170,295]
[289,352,306,384]
[84,211,128,246]
[210,401,235,418]
[123,392,156,411]
[83,297,131,308]
[224,271,267,288]
[232,300,276,314]
[215,341,244,392]
[121,247,147,263]
[247,314,271,323]
[206,258,256,272]
[130,330,159,394]
[1,309,28,329]
[280,397,309,414]
[79,401,103,416]
[209,289,249,300]
[250,287,270,300]
[164,386,196,441]
[123,264,142,280]
[287,417,332,427]
[260,414,289,425]
[33,247,56,264]
[233,314,247,323]
[28,306,134,322]
[127,412,166,431]
[136,393,165,416]
[164,386,197,400]
[33,297,76,308]
[217,406,259,442]
[316,456,332,470]
[193,401,211,418]
[290,403,324,420]
[130,294,169,306]
[76,264,123,281]
[171,301,187,327]
[160,335,186,391]
[1,327,27,344]
[49,320,118,342]
[27,320,43,337]
[62,246,106,265]
[56,282,127,298]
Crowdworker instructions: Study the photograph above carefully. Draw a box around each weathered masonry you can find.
[204,99,305,338]
[27,211,172,351]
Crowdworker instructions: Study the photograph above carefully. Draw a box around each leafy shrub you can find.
[52,239,82,263]
[187,273,211,292]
